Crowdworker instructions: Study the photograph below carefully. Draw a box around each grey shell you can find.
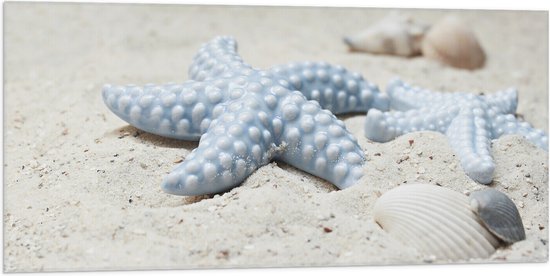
[469,188,526,244]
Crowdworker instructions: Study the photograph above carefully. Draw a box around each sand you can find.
[2,3,548,272]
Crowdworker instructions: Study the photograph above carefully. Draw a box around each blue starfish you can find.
[364,79,548,184]
[102,36,389,196]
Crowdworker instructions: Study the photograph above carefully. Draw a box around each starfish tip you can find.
[462,159,495,185]
[161,172,184,195]
[161,171,204,196]
[364,109,395,142]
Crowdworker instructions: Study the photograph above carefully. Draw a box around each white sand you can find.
[3,3,548,272]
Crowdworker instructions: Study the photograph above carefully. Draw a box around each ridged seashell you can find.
[421,15,486,70]
[373,184,501,261]
[343,12,429,57]
[469,189,526,244]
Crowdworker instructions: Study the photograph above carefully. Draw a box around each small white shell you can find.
[470,189,526,244]
[421,15,486,69]
[343,12,429,57]
[373,184,500,261]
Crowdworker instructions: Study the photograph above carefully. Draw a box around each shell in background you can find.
[343,12,429,57]
[421,15,486,70]
[470,189,526,244]
[373,184,500,261]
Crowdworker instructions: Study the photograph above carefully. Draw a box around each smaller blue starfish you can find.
[364,79,548,184]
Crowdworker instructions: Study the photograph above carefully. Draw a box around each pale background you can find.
[3,2,548,272]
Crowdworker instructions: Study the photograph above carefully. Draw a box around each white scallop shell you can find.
[343,12,429,57]
[373,184,500,261]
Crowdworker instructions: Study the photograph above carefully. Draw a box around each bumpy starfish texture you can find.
[103,36,390,196]
[364,79,548,184]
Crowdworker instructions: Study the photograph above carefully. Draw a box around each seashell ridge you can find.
[373,183,500,261]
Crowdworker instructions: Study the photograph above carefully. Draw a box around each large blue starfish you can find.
[102,36,389,196]
[364,79,548,184]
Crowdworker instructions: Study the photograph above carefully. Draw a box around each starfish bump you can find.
[364,79,548,184]
[102,36,389,196]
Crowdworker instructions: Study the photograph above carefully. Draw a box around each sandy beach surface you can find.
[3,3,548,272]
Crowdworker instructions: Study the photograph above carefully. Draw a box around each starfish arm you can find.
[387,79,512,112]
[273,91,366,189]
[102,80,231,141]
[445,106,495,184]
[389,79,519,113]
[161,93,277,196]
[482,88,518,114]
[491,112,548,151]
[386,79,462,110]
[270,62,389,113]
[364,104,460,142]
[188,36,253,81]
